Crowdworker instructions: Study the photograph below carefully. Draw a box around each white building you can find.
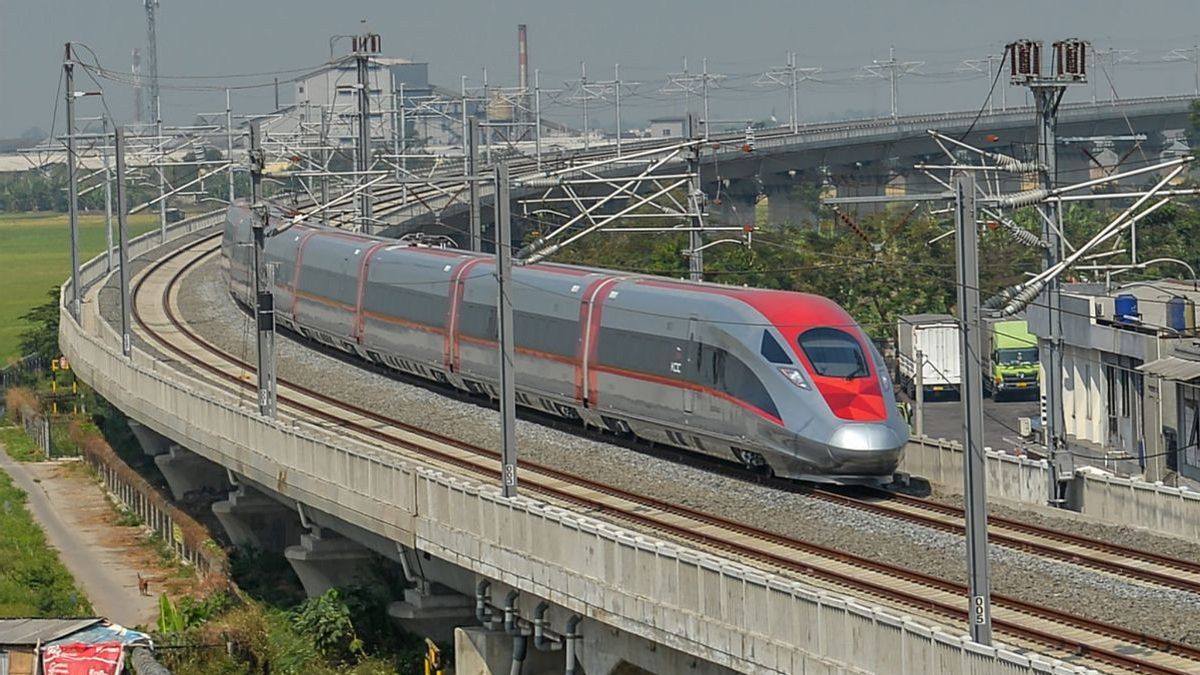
[1029,278,1200,483]
[646,117,688,139]
[261,57,475,151]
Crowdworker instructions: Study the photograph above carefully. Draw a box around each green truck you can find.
[984,319,1040,400]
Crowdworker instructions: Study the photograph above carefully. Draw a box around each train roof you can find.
[237,207,861,336]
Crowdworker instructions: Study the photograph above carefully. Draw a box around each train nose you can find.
[825,423,906,474]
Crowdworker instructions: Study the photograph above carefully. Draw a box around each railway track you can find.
[114,232,1200,674]
[819,487,1200,595]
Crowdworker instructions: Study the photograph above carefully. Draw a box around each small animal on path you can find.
[136,573,149,596]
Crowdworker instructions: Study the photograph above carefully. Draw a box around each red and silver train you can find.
[222,203,907,483]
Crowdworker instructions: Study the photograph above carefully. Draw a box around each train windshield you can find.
[797,327,870,379]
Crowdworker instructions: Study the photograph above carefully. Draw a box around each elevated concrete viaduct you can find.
[378,94,1194,242]
[58,214,1103,673]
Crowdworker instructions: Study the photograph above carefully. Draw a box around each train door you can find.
[683,318,698,414]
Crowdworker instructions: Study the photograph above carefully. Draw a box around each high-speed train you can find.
[222,203,907,483]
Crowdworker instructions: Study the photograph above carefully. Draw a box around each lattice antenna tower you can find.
[144,0,160,123]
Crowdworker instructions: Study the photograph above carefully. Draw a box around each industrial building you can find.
[1029,277,1200,483]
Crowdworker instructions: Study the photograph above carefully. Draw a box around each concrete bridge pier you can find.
[153,444,230,500]
[284,525,378,597]
[387,546,476,643]
[127,419,170,457]
[460,584,742,675]
[211,484,302,551]
[454,627,566,675]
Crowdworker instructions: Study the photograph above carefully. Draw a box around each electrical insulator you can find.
[1053,39,1088,81]
[1008,40,1043,83]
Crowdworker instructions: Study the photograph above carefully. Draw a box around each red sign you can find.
[42,642,124,675]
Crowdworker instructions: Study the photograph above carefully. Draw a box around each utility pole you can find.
[482,68,492,164]
[758,53,822,133]
[461,75,470,174]
[398,81,408,204]
[115,127,132,357]
[320,107,330,208]
[353,34,378,233]
[663,59,724,140]
[614,64,623,156]
[64,43,81,322]
[960,53,1003,113]
[913,348,924,437]
[1165,45,1200,96]
[571,65,638,154]
[954,172,992,645]
[226,89,235,203]
[581,62,590,150]
[686,123,705,282]
[863,47,924,121]
[495,162,518,498]
[248,122,276,418]
[468,117,482,251]
[534,69,543,171]
[1091,46,1136,104]
[1010,38,1086,506]
[156,96,167,242]
[391,72,401,181]
[101,117,114,272]
[789,51,798,132]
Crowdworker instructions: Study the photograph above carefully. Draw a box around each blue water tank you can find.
[1114,294,1139,324]
[1168,296,1187,332]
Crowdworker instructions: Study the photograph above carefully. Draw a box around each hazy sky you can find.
[2,1,1199,137]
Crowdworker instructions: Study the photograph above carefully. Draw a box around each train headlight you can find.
[778,367,810,390]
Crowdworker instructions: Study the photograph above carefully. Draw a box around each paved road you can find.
[909,394,1042,453]
[0,450,158,628]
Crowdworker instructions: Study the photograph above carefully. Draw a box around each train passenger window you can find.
[364,284,446,328]
[760,331,793,365]
[797,328,869,379]
[459,301,497,340]
[514,312,579,357]
[697,343,779,419]
[597,327,688,378]
[721,351,779,419]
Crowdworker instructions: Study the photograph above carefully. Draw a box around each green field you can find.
[0,212,157,360]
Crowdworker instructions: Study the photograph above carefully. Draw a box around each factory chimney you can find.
[132,48,143,123]
[518,24,529,93]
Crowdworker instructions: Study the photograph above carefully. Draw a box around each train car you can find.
[222,203,907,483]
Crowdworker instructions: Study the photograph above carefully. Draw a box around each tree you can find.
[18,288,61,361]
[289,588,364,663]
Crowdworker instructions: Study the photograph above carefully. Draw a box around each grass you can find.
[0,211,157,360]
[0,425,44,462]
[0,462,93,617]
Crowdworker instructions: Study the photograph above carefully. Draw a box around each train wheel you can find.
[732,448,770,473]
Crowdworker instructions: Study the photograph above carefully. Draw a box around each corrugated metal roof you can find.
[1140,356,1200,381]
[45,622,151,648]
[0,619,100,646]
[900,313,957,324]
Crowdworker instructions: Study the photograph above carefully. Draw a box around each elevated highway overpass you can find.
[369,94,1195,238]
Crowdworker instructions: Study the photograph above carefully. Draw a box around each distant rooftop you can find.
[0,618,101,646]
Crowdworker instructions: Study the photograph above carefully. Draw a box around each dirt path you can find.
[0,450,159,628]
